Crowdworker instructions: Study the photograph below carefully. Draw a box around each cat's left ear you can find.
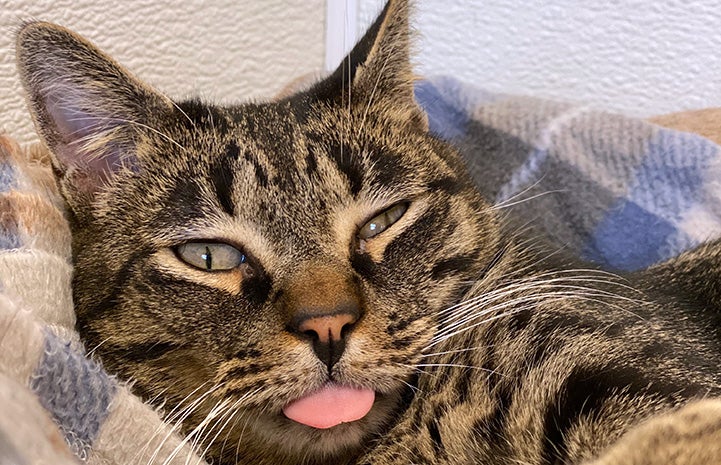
[311,0,427,129]
[16,21,175,198]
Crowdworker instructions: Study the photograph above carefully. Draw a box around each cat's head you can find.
[17,1,501,462]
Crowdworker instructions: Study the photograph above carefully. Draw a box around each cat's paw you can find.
[585,399,721,465]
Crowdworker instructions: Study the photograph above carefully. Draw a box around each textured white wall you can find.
[5,1,721,146]
[1,0,325,144]
[359,0,721,118]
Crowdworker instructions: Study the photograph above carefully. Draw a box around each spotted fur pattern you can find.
[16,1,721,464]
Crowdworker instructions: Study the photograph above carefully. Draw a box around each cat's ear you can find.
[312,0,427,129]
[16,22,174,196]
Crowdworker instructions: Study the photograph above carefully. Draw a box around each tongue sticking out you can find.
[282,384,376,429]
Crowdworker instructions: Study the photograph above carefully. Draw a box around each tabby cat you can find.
[15,1,721,464]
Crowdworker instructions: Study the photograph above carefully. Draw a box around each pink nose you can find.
[283,264,362,371]
[290,303,360,371]
[298,313,358,343]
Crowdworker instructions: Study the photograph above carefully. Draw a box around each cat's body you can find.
[358,237,721,464]
[15,1,721,464]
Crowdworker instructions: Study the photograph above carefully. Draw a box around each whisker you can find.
[412,363,509,377]
[436,271,636,320]
[492,188,569,210]
[435,286,639,341]
[186,397,230,460]
[491,176,547,208]
[395,362,437,380]
[217,402,253,463]
[85,336,111,357]
[176,387,262,465]
[142,383,223,465]
[425,308,528,351]
[420,345,493,358]
[192,400,241,465]
[427,280,646,352]
[234,409,257,465]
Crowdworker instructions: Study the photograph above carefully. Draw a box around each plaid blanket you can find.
[2,77,720,463]
[418,76,721,271]
[0,136,207,464]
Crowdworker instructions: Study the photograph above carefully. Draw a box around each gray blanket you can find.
[419,76,721,271]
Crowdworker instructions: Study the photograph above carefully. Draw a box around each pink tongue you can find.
[282,384,375,429]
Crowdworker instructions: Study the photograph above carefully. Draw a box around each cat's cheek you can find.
[216,337,326,402]
[341,311,434,377]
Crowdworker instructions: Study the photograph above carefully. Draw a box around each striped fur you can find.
[17,1,721,464]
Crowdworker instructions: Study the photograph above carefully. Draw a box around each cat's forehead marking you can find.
[160,101,454,275]
[209,140,242,217]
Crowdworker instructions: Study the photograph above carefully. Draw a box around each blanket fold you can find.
[0,136,207,464]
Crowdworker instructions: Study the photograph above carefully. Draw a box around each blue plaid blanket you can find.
[0,136,206,465]
[2,77,721,464]
[417,76,721,271]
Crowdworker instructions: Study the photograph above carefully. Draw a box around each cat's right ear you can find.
[302,0,426,130]
[16,22,174,197]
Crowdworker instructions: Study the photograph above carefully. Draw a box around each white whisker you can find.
[420,346,493,358]
[142,383,223,465]
[492,188,568,210]
[412,363,509,377]
[85,337,111,357]
[159,386,256,465]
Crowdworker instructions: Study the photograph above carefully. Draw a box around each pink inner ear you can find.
[55,143,119,195]
[44,93,127,189]
[45,93,96,144]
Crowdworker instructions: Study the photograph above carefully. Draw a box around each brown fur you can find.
[15,1,721,464]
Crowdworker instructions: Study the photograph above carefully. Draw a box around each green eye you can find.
[358,202,409,240]
[176,242,246,271]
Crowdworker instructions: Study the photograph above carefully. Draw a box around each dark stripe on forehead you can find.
[366,145,408,186]
[328,142,364,196]
[210,141,240,216]
[427,176,464,195]
[243,151,268,188]
[241,104,307,192]
[157,179,205,225]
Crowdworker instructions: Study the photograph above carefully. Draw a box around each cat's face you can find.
[18,1,500,462]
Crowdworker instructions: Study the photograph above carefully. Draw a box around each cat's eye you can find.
[175,242,246,271]
[358,202,409,240]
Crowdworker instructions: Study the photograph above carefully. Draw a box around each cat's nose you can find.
[290,300,361,371]
[283,264,363,372]
[298,311,358,344]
